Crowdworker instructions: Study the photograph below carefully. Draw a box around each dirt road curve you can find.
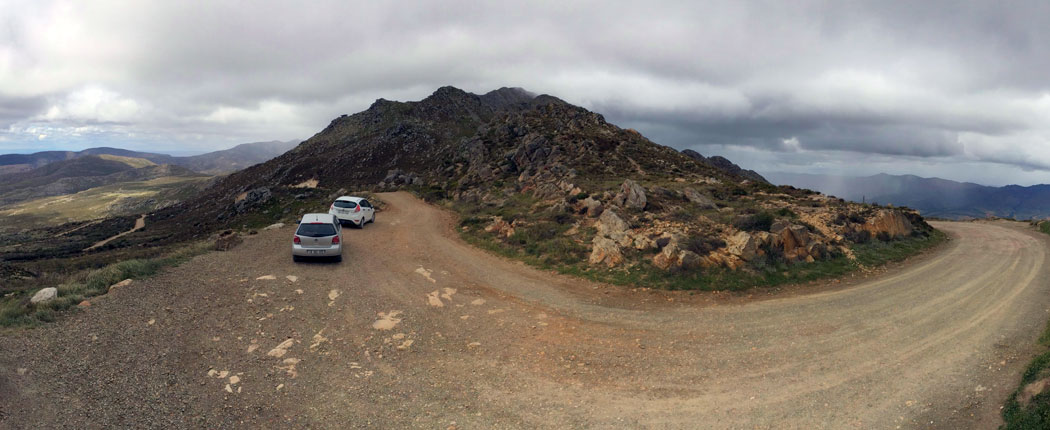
[2,192,1050,429]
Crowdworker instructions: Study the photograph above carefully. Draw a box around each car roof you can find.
[333,196,366,202]
[300,213,338,224]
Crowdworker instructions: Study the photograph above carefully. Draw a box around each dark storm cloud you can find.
[1,0,1048,183]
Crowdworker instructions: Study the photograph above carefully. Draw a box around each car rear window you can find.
[333,200,357,209]
[296,223,337,237]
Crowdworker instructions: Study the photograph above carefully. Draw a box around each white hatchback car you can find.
[328,196,376,228]
[292,213,343,262]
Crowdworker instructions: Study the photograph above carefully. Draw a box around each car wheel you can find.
[293,255,302,263]
[334,254,343,263]
[370,213,376,224]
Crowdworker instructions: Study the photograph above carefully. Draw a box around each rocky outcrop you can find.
[380,169,421,187]
[616,179,647,210]
[863,210,914,238]
[650,233,703,270]
[30,287,57,304]
[233,187,271,214]
[726,231,762,261]
[775,224,812,261]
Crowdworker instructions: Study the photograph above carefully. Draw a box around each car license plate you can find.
[307,250,325,254]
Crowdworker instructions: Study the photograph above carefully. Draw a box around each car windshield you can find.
[296,223,337,237]
[333,200,357,209]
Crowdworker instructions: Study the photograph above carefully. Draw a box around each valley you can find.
[0,175,210,232]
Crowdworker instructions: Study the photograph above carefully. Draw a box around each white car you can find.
[328,196,376,228]
[292,213,343,262]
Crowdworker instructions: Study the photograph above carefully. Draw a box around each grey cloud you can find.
[1,0,1049,183]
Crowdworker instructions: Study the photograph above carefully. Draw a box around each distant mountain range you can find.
[768,172,1050,220]
[0,155,204,206]
[0,140,299,175]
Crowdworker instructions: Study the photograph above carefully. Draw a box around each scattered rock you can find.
[108,279,132,292]
[263,223,285,231]
[372,311,403,330]
[77,300,91,308]
[484,217,515,238]
[267,338,295,358]
[29,287,57,305]
[426,290,445,307]
[633,235,657,250]
[256,275,277,281]
[589,237,624,267]
[581,197,604,217]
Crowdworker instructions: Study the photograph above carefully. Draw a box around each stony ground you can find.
[1,192,1049,429]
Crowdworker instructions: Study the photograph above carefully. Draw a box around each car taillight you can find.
[354,205,360,213]
[293,236,301,244]
[331,236,340,244]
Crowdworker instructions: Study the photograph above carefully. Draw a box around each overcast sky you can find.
[2,1,1049,185]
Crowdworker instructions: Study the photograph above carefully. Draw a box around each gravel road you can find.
[2,192,1049,429]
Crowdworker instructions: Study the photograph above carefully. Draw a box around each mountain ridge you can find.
[139,86,931,283]
[0,140,299,175]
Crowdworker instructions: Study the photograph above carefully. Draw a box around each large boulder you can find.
[617,179,647,210]
[683,188,717,209]
[596,209,630,239]
[589,237,624,267]
[30,287,57,305]
[778,225,811,260]
[863,210,914,238]
[726,231,761,261]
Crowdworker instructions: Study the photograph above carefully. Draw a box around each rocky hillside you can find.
[139,86,932,285]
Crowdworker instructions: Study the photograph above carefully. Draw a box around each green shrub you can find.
[734,211,775,232]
